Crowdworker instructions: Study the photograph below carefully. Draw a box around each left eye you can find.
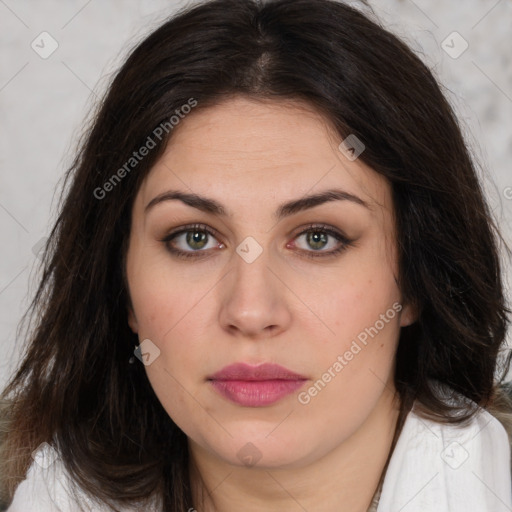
[293,228,344,252]
[160,223,352,260]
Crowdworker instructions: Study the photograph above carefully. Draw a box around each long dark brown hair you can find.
[1,0,511,510]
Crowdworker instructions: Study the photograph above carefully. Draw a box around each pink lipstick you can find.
[208,363,307,407]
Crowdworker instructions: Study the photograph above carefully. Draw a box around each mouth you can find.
[207,362,308,407]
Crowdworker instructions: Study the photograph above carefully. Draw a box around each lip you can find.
[208,363,308,407]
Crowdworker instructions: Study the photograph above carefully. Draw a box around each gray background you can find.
[1,0,511,388]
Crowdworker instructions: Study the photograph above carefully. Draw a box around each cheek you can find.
[144,360,203,439]
[128,250,208,338]
[131,279,209,374]
[297,242,401,403]
[129,275,212,433]
[304,248,400,349]
[297,288,401,433]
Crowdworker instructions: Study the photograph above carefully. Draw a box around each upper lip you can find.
[208,363,307,381]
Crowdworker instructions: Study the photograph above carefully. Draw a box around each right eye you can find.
[160,223,224,260]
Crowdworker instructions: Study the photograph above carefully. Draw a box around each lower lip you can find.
[209,379,306,407]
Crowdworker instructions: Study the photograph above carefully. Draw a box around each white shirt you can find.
[7,401,512,511]
[376,402,512,511]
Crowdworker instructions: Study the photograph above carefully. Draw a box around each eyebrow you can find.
[144,188,371,221]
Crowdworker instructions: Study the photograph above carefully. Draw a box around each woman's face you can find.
[126,96,415,470]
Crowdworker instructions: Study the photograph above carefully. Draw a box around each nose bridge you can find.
[233,239,273,297]
[218,239,291,337]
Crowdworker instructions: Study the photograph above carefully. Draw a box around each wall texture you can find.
[1,0,511,388]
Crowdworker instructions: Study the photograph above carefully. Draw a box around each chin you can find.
[199,427,320,469]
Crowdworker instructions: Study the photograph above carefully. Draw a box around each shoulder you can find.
[7,443,99,512]
[6,444,157,512]
[486,382,512,453]
[404,382,512,470]
[375,386,512,511]
[407,399,512,456]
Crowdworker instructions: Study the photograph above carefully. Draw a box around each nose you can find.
[218,247,292,339]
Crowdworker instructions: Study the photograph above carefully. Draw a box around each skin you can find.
[126,96,416,512]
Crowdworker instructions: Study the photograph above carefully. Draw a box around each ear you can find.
[127,306,139,333]
[399,301,418,327]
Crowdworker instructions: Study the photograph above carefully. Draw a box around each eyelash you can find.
[159,223,353,260]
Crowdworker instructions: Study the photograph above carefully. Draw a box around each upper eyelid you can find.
[161,223,218,239]
[162,222,346,238]
[161,223,349,248]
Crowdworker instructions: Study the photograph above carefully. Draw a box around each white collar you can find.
[376,397,512,511]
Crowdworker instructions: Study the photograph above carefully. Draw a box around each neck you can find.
[189,387,402,512]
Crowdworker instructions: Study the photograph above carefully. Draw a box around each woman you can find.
[1,0,511,510]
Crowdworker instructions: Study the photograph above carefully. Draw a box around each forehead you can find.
[136,96,393,219]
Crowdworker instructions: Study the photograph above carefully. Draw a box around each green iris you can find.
[186,231,208,250]
[307,231,328,250]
